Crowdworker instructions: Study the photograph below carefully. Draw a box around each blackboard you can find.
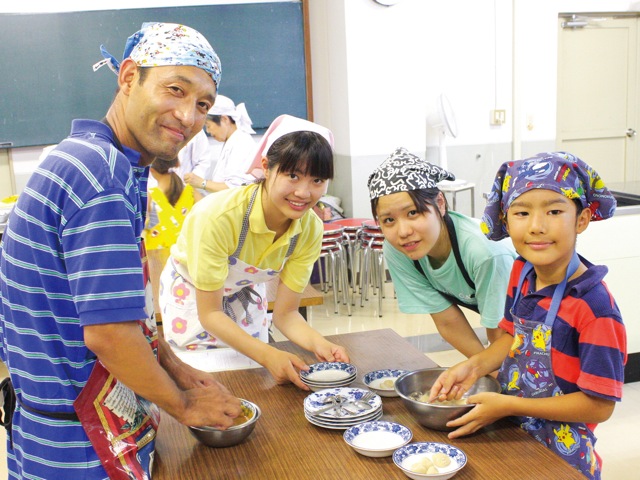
[0,2,307,148]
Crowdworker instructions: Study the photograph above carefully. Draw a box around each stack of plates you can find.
[303,387,383,430]
[300,362,357,391]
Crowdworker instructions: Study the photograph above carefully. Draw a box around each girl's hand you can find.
[313,341,350,364]
[263,349,311,390]
[445,392,509,439]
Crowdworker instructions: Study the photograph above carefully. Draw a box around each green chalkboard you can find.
[0,2,307,148]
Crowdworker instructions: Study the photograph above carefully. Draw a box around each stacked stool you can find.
[316,223,351,315]
[354,219,388,317]
[330,217,372,297]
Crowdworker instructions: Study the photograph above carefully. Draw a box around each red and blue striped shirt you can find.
[500,257,627,403]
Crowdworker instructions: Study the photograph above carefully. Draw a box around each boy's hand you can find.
[445,392,509,439]
[429,361,479,402]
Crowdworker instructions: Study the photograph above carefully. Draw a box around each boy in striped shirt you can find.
[429,152,626,479]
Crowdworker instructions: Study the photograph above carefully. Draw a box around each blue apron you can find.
[497,253,601,479]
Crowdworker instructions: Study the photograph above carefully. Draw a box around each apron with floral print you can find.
[161,186,298,350]
[497,253,600,479]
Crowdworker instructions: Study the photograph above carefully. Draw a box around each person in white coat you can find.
[177,129,213,187]
[183,95,257,192]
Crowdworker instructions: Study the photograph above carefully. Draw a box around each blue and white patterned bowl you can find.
[393,442,467,480]
[363,369,408,397]
[300,362,357,385]
[343,421,412,457]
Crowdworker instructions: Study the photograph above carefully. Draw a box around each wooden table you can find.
[153,329,583,479]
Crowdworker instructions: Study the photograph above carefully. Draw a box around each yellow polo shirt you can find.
[172,183,322,293]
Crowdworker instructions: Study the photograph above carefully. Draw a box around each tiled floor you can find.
[1,282,637,478]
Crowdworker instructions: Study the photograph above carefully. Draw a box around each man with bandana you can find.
[0,23,241,479]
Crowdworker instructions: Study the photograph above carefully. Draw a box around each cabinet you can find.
[577,207,640,353]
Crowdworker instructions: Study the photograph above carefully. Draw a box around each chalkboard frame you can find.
[0,1,310,148]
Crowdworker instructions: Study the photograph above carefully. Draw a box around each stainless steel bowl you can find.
[188,399,261,448]
[395,368,500,432]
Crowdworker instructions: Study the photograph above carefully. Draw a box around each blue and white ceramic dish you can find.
[363,369,408,397]
[305,408,383,430]
[393,442,467,480]
[303,387,382,418]
[343,421,412,457]
[300,362,357,384]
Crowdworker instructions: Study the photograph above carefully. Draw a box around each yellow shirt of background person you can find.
[171,182,322,294]
[144,184,197,250]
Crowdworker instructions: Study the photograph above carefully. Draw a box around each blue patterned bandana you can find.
[367,147,455,200]
[93,22,221,87]
[481,151,616,241]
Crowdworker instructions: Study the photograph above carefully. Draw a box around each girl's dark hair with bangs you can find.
[264,131,334,180]
[370,188,449,222]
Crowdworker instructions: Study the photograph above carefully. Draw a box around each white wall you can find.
[308,0,640,218]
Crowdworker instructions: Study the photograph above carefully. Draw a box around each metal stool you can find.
[437,180,476,216]
[316,223,351,315]
[354,219,387,317]
[330,217,373,294]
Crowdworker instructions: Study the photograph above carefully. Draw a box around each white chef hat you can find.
[208,95,255,134]
[245,114,334,178]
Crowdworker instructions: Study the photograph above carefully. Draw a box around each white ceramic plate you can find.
[304,405,382,425]
[305,409,383,430]
[304,387,382,419]
[300,362,357,383]
[304,379,356,392]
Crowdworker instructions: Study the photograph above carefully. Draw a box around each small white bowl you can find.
[363,369,408,397]
[393,442,467,480]
[343,421,412,457]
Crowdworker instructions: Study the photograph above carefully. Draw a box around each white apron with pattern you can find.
[161,186,298,350]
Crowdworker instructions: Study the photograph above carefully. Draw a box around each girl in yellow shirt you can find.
[159,115,349,389]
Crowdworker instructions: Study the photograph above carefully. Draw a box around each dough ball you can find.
[432,452,451,468]
[410,455,433,473]
[427,465,439,474]
[380,379,395,389]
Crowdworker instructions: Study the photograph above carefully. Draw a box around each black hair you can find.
[113,64,149,95]
[150,158,184,206]
[264,131,334,180]
[371,188,448,221]
[206,114,236,126]
[573,198,585,216]
[138,66,150,85]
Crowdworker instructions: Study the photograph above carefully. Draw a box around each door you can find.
[557,16,639,183]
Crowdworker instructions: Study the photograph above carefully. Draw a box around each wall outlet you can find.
[490,109,506,125]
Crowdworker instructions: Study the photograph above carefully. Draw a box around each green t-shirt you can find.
[384,211,516,328]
